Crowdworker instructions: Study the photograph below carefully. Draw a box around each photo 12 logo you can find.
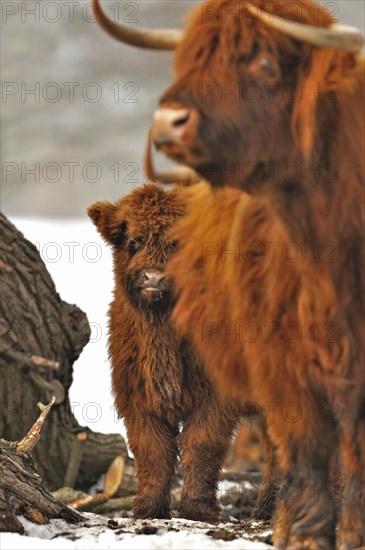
[1,161,140,184]
[1,1,140,25]
[2,81,140,104]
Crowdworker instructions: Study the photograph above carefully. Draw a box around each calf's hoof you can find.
[178,498,220,523]
[133,496,171,520]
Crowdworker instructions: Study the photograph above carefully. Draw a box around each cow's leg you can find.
[337,414,365,550]
[268,402,337,550]
[274,469,335,550]
[178,399,238,523]
[125,414,178,519]
[254,421,278,520]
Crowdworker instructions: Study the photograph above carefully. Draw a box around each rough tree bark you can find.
[0,213,127,492]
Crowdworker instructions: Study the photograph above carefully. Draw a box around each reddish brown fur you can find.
[226,425,264,473]
[167,182,362,549]
[225,423,278,520]
[87,184,246,522]
[152,2,364,547]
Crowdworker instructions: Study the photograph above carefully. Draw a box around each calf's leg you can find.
[178,399,238,523]
[125,413,178,519]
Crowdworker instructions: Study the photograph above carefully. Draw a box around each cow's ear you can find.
[87,201,127,245]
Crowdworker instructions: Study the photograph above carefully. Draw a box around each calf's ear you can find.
[87,201,126,244]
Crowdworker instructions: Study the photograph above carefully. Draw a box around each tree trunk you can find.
[0,213,127,492]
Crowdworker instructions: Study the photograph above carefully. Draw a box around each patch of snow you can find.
[0,513,273,550]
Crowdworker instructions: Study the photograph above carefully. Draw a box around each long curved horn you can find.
[93,0,183,50]
[145,130,200,186]
[246,4,364,53]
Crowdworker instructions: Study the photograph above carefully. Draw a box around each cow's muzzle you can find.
[152,102,202,148]
[151,107,192,147]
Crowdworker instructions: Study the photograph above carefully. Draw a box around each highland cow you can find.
[87,183,245,522]
[156,6,365,543]
[167,181,353,550]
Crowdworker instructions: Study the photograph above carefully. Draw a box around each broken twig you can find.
[13,396,56,454]
[31,355,60,371]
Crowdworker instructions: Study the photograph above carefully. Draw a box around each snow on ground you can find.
[1,513,273,550]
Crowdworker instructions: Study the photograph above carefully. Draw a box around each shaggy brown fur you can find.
[87,184,246,522]
[225,422,278,520]
[227,425,265,472]
[150,2,364,548]
[167,182,361,549]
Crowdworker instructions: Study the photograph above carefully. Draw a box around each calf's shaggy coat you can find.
[87,184,242,522]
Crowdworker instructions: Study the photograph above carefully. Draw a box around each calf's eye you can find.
[128,239,141,256]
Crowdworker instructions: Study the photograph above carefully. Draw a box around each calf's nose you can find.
[144,271,165,288]
[152,108,191,146]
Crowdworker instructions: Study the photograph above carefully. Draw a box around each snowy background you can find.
[10,218,120,436]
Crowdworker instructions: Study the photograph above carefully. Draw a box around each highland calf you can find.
[87,184,243,522]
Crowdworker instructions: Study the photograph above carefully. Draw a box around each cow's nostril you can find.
[152,108,191,146]
[172,113,190,128]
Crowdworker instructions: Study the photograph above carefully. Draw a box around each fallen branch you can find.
[0,398,81,534]
[69,454,125,511]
